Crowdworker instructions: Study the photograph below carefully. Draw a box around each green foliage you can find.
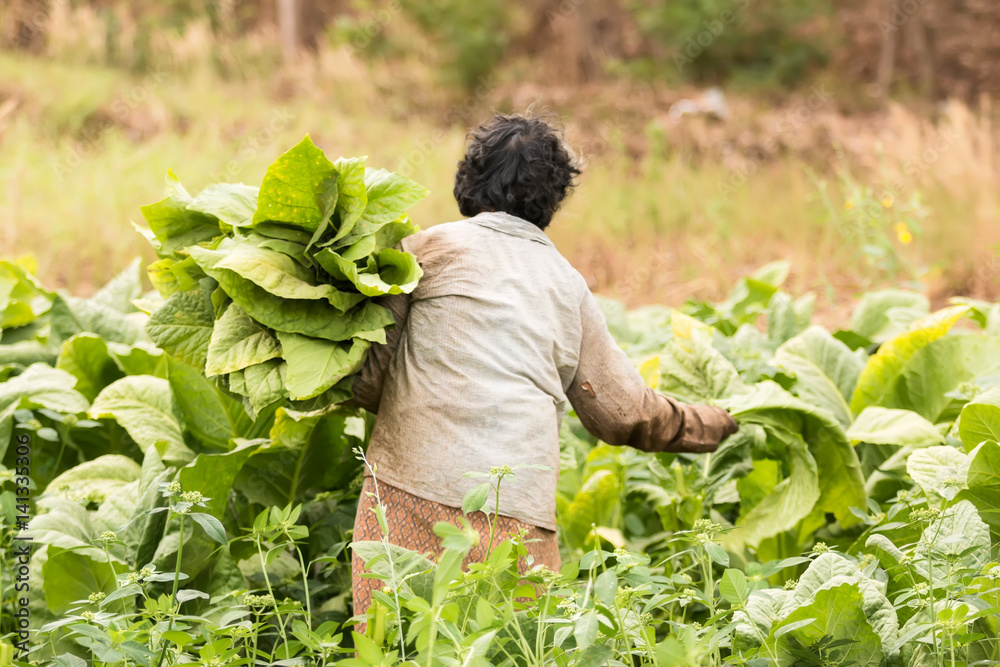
[396,0,510,92]
[851,305,971,416]
[3,251,1000,665]
[628,0,834,88]
[849,290,931,344]
[137,135,427,418]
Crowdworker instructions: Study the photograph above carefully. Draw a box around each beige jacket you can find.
[351,212,737,530]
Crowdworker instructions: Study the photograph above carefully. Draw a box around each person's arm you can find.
[566,291,738,453]
[348,292,411,413]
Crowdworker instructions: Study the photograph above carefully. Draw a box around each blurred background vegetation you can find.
[1,0,998,322]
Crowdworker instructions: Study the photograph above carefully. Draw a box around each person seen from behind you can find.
[348,112,740,622]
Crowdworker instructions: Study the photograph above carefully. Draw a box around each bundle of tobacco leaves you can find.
[136,135,427,416]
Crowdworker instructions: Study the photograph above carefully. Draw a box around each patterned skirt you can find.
[351,476,561,620]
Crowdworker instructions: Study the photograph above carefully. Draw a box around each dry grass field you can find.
[1,6,997,322]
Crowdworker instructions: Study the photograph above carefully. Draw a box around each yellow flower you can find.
[895,222,912,245]
[844,200,854,210]
[882,195,894,208]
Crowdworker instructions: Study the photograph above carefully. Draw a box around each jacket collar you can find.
[467,211,554,247]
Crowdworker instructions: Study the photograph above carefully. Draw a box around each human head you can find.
[453,113,581,229]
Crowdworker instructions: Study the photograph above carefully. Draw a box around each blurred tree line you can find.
[2,0,998,100]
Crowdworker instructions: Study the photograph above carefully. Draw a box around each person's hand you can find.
[675,405,739,453]
[718,407,739,439]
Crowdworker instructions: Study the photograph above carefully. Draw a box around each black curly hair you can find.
[453,113,581,229]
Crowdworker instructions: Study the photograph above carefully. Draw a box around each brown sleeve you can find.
[566,292,738,454]
[347,292,411,413]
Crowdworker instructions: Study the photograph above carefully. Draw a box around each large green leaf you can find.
[189,240,365,312]
[91,258,143,314]
[956,440,1000,541]
[354,167,429,230]
[187,182,258,228]
[958,388,1000,452]
[178,439,261,519]
[850,306,970,415]
[277,332,370,401]
[916,499,991,577]
[145,285,216,370]
[251,135,338,232]
[706,423,761,500]
[849,289,930,343]
[56,333,127,402]
[235,408,363,506]
[0,258,54,329]
[242,359,288,416]
[287,378,354,412]
[906,445,970,505]
[847,407,944,448]
[736,459,781,517]
[203,265,391,343]
[252,232,310,260]
[138,171,222,257]
[733,589,792,650]
[91,478,140,537]
[0,364,89,458]
[767,291,814,346]
[326,233,374,260]
[707,260,790,331]
[30,498,103,558]
[42,546,125,615]
[730,428,820,548]
[775,326,864,427]
[770,583,884,666]
[165,355,252,450]
[107,341,164,377]
[205,303,282,377]
[0,340,57,368]
[251,222,313,245]
[49,294,144,346]
[313,247,422,297]
[89,376,192,464]
[725,382,867,529]
[330,156,368,242]
[151,517,221,584]
[42,455,141,507]
[560,469,621,549]
[328,216,413,254]
[782,553,898,650]
[146,256,203,299]
[370,215,420,253]
[890,334,1000,423]
[658,312,746,402]
[131,448,173,569]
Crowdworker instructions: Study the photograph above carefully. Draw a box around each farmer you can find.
[349,113,738,618]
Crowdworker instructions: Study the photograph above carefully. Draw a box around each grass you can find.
[0,46,997,322]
